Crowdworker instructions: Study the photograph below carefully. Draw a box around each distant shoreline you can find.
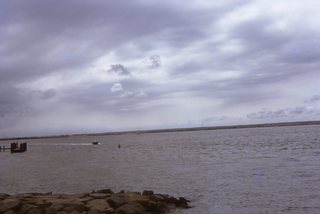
[1,120,320,141]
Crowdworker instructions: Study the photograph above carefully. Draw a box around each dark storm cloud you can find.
[0,84,56,117]
[0,0,200,84]
[167,12,320,107]
[148,55,161,69]
[107,64,131,76]
[0,84,28,117]
[38,89,57,100]
[172,13,320,76]
[1,0,320,137]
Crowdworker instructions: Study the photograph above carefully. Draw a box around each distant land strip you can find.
[1,120,320,141]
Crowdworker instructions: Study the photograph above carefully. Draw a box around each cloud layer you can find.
[1,0,320,137]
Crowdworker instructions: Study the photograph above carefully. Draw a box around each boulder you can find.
[114,202,147,214]
[142,190,154,196]
[46,198,83,207]
[55,211,68,214]
[89,193,109,199]
[162,196,190,208]
[87,208,102,214]
[136,200,167,213]
[176,197,190,208]
[149,194,166,202]
[79,197,93,203]
[0,190,190,214]
[20,204,37,213]
[62,204,86,212]
[85,199,113,213]
[96,189,114,194]
[0,193,9,200]
[70,193,90,199]
[27,207,43,214]
[107,195,127,209]
[45,207,58,214]
[69,211,82,214]
[0,199,21,212]
[49,203,64,211]
[123,192,148,202]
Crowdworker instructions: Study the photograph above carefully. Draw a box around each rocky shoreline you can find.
[0,189,190,214]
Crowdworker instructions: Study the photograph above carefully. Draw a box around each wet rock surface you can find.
[0,190,190,214]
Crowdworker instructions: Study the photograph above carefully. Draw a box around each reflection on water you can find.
[1,125,320,214]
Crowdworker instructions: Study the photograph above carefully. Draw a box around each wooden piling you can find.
[0,142,27,153]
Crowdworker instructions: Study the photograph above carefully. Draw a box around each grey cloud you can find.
[0,84,39,117]
[280,38,320,64]
[33,89,57,100]
[111,2,251,61]
[247,102,320,121]
[0,85,27,117]
[40,89,56,99]
[120,91,147,98]
[107,64,131,76]
[148,55,161,69]
[169,14,320,106]
[246,107,312,120]
[0,0,196,84]
[306,95,320,104]
[0,85,57,118]
[59,78,155,114]
[230,17,290,54]
[1,0,320,137]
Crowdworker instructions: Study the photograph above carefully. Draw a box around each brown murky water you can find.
[1,125,320,213]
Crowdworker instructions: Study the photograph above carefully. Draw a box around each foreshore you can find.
[0,189,190,214]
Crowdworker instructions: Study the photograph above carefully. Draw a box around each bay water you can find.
[1,125,320,213]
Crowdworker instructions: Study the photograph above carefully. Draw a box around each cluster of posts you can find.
[0,142,27,153]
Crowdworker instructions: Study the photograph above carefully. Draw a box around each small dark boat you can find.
[92,141,100,145]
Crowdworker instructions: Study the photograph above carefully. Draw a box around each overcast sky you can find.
[1,0,320,137]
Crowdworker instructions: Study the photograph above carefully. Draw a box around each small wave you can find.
[30,143,94,146]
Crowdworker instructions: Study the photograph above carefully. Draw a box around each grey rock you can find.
[0,193,10,200]
[27,207,43,214]
[0,199,21,212]
[69,211,82,214]
[142,190,154,196]
[45,207,58,214]
[136,200,167,213]
[114,202,147,214]
[149,195,166,202]
[87,208,102,214]
[96,189,114,194]
[50,203,64,211]
[89,193,109,199]
[107,195,127,209]
[63,204,86,212]
[20,204,37,213]
[86,199,113,212]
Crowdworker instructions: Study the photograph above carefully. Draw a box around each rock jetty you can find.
[0,189,190,214]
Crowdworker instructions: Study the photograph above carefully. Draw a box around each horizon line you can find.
[1,120,320,141]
